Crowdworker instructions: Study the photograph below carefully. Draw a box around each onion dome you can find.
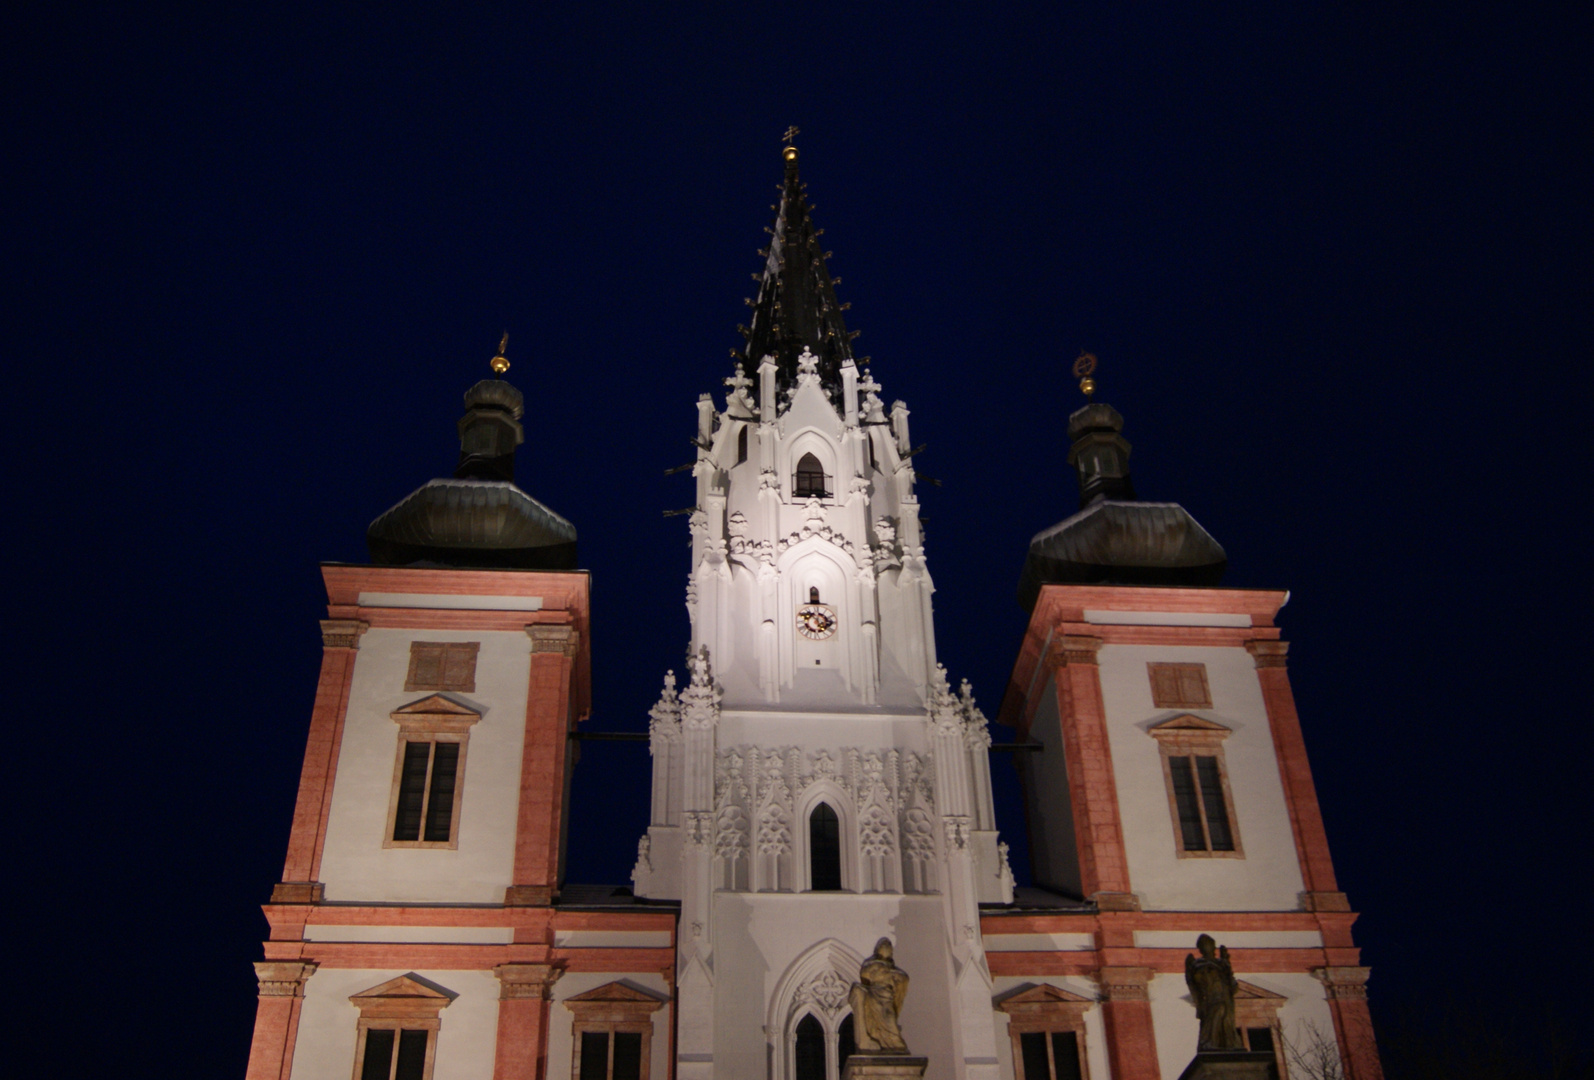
[366,339,578,570]
[1018,377,1225,610]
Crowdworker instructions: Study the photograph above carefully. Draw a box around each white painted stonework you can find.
[634,350,1014,1080]
[318,627,530,904]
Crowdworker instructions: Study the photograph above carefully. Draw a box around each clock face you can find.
[796,603,838,640]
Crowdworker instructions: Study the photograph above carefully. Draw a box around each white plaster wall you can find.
[1148,971,1335,1079]
[1020,677,1082,898]
[1098,644,1304,911]
[319,628,531,903]
[990,975,1109,1080]
[547,971,672,1080]
[291,968,500,1080]
[711,893,960,1080]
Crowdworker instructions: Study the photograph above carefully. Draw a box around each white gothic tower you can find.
[631,140,1014,1080]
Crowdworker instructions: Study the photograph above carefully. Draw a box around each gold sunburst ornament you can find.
[1072,351,1098,399]
[490,332,510,376]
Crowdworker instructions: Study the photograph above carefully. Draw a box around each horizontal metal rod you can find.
[989,743,1044,752]
[570,732,650,742]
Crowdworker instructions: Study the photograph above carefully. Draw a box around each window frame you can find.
[348,974,454,1080]
[384,695,481,851]
[996,984,1094,1080]
[786,1007,855,1080]
[794,452,829,498]
[1234,980,1289,1078]
[1149,714,1244,859]
[1147,661,1212,709]
[564,981,667,1080]
[405,641,481,693]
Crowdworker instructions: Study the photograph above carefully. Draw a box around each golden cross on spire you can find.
[782,125,800,161]
[490,332,510,376]
[1072,352,1098,399]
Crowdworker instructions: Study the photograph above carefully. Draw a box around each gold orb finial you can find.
[782,125,800,161]
[1072,352,1098,399]
[490,331,510,376]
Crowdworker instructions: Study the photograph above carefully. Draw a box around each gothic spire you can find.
[736,133,858,408]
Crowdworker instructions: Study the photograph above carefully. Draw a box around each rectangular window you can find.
[388,739,465,847]
[1147,662,1212,709]
[577,1030,644,1080]
[1167,753,1236,853]
[360,1028,429,1080]
[406,642,480,692]
[1018,1030,1083,1080]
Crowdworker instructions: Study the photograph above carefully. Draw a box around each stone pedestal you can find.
[842,1052,930,1080]
[1175,1049,1277,1080]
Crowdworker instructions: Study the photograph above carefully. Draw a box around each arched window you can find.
[794,1015,826,1080]
[809,803,842,890]
[838,1015,856,1072]
[795,453,826,497]
[737,426,749,465]
[809,586,821,603]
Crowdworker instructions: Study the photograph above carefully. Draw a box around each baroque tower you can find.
[632,139,1015,1080]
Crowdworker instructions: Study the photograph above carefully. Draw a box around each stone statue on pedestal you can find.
[850,938,910,1053]
[1185,934,1242,1050]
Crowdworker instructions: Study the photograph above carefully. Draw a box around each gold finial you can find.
[490,332,510,376]
[782,125,800,161]
[1072,352,1098,399]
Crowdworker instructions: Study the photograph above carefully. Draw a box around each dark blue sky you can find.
[9,4,1589,1076]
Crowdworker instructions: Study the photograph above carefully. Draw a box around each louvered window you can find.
[1147,662,1212,709]
[389,739,465,846]
[406,642,480,692]
[1167,754,1235,853]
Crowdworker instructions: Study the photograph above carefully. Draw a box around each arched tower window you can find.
[794,1015,826,1080]
[795,453,826,498]
[737,426,749,465]
[809,586,821,603]
[809,803,842,890]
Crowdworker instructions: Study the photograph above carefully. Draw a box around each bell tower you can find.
[633,136,1013,1080]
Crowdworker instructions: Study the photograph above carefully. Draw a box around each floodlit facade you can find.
[244,142,1381,1080]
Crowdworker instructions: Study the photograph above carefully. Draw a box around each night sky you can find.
[10,5,1589,1077]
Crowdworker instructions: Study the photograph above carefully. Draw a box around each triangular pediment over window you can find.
[392,694,481,719]
[565,980,668,1005]
[995,982,1096,1016]
[1148,714,1232,737]
[1235,980,1287,1001]
[349,973,457,1021]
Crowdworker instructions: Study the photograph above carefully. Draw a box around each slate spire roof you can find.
[736,141,859,408]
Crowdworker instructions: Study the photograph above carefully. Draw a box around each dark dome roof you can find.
[1018,500,1227,610]
[367,478,577,570]
[463,378,524,417]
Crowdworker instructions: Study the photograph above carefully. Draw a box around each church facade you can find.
[244,143,1381,1080]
